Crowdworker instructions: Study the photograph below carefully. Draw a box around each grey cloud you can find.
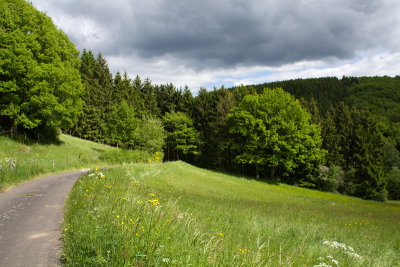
[34,0,400,70]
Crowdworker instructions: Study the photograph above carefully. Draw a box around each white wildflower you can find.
[314,263,331,267]
[345,251,361,259]
[162,258,169,263]
[331,259,339,265]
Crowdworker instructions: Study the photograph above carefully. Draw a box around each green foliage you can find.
[321,104,387,200]
[103,101,138,148]
[98,149,160,164]
[72,50,113,142]
[315,166,339,192]
[386,167,400,200]
[133,116,166,153]
[163,111,199,161]
[350,112,386,201]
[226,88,325,184]
[0,0,83,140]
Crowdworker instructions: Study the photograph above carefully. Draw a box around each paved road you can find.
[0,171,82,267]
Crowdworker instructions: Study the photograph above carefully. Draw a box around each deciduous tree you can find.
[226,88,325,184]
[0,0,83,140]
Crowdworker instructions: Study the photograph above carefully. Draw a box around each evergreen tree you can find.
[350,111,387,200]
[141,78,160,116]
[72,50,113,142]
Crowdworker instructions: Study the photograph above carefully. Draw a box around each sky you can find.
[30,0,400,92]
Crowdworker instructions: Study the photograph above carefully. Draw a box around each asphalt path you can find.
[0,171,82,267]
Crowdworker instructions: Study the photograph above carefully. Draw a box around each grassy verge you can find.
[0,134,158,191]
[62,161,400,266]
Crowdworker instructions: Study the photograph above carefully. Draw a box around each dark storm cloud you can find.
[39,0,400,69]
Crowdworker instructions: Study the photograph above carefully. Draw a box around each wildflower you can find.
[238,248,248,254]
[96,167,98,171]
[162,258,169,263]
[345,252,361,259]
[64,228,68,232]
[148,199,160,207]
[219,232,223,237]
[117,215,120,219]
[313,263,331,267]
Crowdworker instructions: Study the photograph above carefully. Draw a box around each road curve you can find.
[0,171,82,267]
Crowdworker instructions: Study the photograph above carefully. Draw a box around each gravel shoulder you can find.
[0,171,82,267]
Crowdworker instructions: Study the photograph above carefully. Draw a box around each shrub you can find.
[386,166,400,200]
[98,150,163,164]
[315,165,339,192]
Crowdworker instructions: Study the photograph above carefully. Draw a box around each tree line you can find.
[1,0,399,201]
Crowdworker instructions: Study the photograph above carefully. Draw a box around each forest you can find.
[1,0,400,201]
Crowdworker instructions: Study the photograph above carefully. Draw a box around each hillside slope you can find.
[0,134,116,190]
[63,161,400,266]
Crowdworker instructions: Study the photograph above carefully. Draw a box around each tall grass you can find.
[62,162,400,266]
[0,134,156,191]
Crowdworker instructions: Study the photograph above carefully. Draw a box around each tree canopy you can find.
[226,88,325,184]
[0,0,83,140]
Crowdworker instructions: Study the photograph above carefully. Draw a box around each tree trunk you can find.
[270,166,276,180]
[256,163,259,179]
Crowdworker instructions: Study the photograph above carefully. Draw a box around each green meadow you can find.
[0,134,152,191]
[62,161,400,266]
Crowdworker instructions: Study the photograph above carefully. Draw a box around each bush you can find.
[99,149,163,164]
[133,116,166,153]
[386,167,400,200]
[315,165,339,192]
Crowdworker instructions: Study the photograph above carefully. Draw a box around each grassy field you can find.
[0,134,154,191]
[62,161,400,266]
